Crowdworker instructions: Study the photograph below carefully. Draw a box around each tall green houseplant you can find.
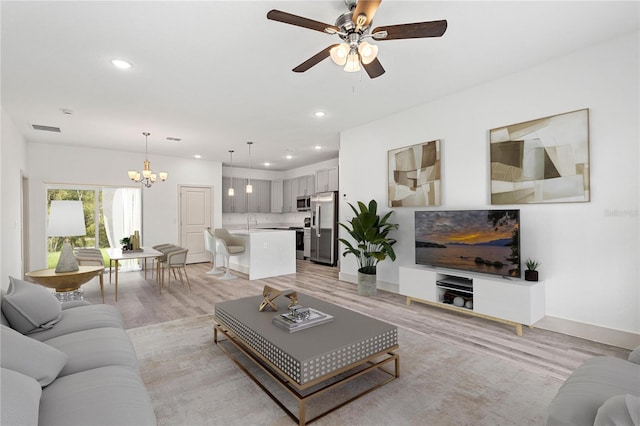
[339,199,399,296]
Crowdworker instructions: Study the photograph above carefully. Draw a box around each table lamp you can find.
[47,200,86,273]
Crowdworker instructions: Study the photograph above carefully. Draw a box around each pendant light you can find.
[228,150,235,196]
[246,141,253,194]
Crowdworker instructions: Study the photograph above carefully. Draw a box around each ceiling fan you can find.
[266,0,447,79]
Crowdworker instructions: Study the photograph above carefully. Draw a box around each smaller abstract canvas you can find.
[388,140,441,207]
[490,109,590,204]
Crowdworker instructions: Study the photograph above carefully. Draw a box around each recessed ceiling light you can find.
[194,154,202,159]
[314,111,326,118]
[314,145,322,150]
[111,59,132,69]
[264,162,271,167]
[286,154,293,160]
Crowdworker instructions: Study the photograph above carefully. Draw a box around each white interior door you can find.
[179,185,212,264]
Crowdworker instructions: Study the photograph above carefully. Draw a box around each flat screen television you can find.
[415,209,520,278]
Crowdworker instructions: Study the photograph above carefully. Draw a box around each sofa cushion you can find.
[2,276,62,334]
[39,365,156,426]
[1,325,68,386]
[27,303,124,342]
[594,394,640,426]
[44,327,139,377]
[547,356,640,426]
[1,367,42,426]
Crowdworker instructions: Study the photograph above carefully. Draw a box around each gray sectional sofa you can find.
[547,347,640,425]
[1,276,156,426]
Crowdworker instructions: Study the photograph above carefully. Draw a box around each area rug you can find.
[127,315,562,426]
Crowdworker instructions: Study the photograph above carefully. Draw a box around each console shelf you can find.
[399,265,545,336]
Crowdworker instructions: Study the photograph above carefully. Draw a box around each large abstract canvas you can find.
[388,140,441,207]
[490,109,590,204]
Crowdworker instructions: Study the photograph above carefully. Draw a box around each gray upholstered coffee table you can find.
[214,293,399,426]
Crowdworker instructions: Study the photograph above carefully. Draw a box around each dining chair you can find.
[163,247,191,292]
[213,228,246,280]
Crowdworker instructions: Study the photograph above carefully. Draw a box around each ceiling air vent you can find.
[32,124,61,133]
[166,137,182,142]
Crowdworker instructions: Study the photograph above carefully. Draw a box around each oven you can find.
[290,227,304,259]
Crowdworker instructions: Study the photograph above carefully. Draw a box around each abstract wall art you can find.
[490,109,590,204]
[388,140,441,207]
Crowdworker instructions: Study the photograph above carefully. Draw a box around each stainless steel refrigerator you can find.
[310,191,338,266]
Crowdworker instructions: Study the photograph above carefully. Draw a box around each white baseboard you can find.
[534,316,640,350]
[338,273,639,350]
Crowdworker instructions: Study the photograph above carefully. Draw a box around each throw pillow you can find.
[0,368,42,426]
[0,325,68,386]
[2,276,62,334]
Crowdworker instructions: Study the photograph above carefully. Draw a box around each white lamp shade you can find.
[228,187,235,196]
[344,52,361,72]
[358,41,378,64]
[330,43,349,66]
[246,183,253,194]
[47,200,86,237]
[159,171,168,181]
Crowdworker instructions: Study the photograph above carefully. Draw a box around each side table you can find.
[25,265,105,302]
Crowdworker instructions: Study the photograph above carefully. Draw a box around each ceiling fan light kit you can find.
[266,0,447,79]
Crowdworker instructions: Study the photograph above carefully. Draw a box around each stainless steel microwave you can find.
[296,196,311,211]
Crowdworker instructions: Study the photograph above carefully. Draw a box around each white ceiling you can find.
[2,1,638,171]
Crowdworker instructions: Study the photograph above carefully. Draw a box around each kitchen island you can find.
[227,229,296,280]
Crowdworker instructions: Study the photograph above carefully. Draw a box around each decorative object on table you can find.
[259,285,281,312]
[120,237,131,251]
[127,132,168,188]
[524,258,541,282]
[47,200,86,273]
[285,291,298,309]
[272,307,334,333]
[131,230,141,250]
[339,199,398,297]
[388,140,441,207]
[490,108,590,204]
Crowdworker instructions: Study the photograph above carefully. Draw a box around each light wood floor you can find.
[82,259,629,381]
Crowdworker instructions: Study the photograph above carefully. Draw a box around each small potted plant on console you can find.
[339,199,398,296]
[524,258,541,281]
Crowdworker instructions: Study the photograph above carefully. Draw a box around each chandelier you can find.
[127,132,168,188]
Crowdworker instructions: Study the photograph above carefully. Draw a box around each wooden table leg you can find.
[157,257,162,295]
[99,272,104,303]
[114,260,119,302]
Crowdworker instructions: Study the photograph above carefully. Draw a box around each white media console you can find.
[399,264,545,336]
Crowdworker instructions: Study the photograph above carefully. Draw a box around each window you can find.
[47,186,141,269]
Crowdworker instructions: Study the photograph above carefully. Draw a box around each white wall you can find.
[26,142,223,270]
[339,32,639,337]
[1,107,28,287]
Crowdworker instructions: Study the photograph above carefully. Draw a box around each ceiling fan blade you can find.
[373,20,447,40]
[292,45,339,73]
[352,0,382,28]
[363,57,385,79]
[267,10,339,34]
